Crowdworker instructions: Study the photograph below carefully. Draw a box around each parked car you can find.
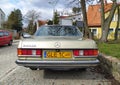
[16,25,99,70]
[0,30,13,46]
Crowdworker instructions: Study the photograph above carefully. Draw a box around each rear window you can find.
[34,26,82,37]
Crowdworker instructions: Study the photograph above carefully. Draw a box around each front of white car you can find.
[16,25,99,70]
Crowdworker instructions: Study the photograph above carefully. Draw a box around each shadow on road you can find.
[43,66,120,85]
[44,68,86,79]
[43,67,103,80]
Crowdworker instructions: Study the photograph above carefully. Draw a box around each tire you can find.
[29,67,37,70]
[8,40,12,46]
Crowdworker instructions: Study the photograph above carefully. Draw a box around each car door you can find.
[0,31,4,45]
[4,31,9,44]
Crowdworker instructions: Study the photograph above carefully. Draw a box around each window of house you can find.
[109,29,113,34]
[118,29,120,38]
[118,29,120,32]
[1,14,2,19]
[92,29,97,35]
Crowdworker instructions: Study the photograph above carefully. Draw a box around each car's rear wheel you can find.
[8,40,12,46]
[29,67,37,70]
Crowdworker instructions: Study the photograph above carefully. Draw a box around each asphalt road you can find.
[0,42,119,85]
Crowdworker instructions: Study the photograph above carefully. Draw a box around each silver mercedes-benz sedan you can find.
[16,25,99,70]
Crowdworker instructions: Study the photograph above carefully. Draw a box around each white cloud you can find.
[0,0,68,20]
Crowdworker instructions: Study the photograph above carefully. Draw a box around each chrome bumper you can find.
[16,59,100,69]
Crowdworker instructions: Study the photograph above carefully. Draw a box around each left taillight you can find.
[17,49,42,56]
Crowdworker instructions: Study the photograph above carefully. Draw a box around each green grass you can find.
[97,41,120,59]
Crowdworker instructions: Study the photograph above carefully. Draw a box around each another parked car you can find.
[0,30,13,46]
[16,25,99,70]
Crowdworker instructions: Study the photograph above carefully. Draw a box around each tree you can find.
[100,0,117,42]
[72,7,81,14]
[47,20,53,25]
[69,0,118,41]
[7,9,23,32]
[80,0,92,38]
[53,10,59,25]
[68,0,93,38]
[24,10,41,35]
[114,5,120,40]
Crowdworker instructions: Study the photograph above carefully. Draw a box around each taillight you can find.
[73,50,84,56]
[84,49,98,56]
[73,49,98,57]
[18,49,22,55]
[73,50,79,56]
[36,50,42,55]
[18,49,42,56]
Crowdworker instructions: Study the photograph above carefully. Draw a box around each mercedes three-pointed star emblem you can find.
[54,42,61,48]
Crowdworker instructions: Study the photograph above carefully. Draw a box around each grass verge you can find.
[97,40,120,60]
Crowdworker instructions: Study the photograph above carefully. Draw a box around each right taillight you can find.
[73,49,98,57]
[84,49,98,56]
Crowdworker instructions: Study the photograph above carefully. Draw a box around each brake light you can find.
[73,49,98,56]
[36,50,42,55]
[73,50,79,56]
[84,49,98,56]
[17,49,42,56]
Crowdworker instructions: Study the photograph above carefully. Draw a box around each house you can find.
[59,13,83,22]
[87,3,120,39]
[59,13,83,26]
[0,8,5,29]
[37,20,47,30]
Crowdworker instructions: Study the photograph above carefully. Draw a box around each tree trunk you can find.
[80,0,92,39]
[100,0,117,42]
[114,5,120,40]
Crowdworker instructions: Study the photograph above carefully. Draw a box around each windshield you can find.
[34,25,82,37]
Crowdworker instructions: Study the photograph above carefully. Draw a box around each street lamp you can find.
[48,0,58,25]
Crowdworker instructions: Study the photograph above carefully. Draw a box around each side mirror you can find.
[22,33,31,38]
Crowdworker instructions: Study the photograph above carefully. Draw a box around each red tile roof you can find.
[38,20,47,26]
[87,3,112,27]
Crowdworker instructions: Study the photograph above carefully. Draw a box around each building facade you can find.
[0,8,5,29]
[87,3,120,40]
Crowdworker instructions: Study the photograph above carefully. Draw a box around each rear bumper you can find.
[16,59,100,69]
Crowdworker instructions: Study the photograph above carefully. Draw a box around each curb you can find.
[98,53,120,84]
[13,40,20,43]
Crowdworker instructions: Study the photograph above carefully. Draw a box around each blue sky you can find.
[0,0,71,20]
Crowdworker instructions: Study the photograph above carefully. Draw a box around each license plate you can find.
[44,51,72,58]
